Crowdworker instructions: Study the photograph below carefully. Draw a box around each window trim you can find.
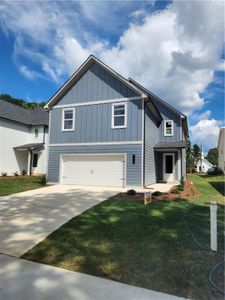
[164,120,174,136]
[62,108,75,131]
[111,102,127,129]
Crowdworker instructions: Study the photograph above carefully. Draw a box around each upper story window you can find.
[112,103,127,129]
[34,128,39,138]
[164,120,174,136]
[62,108,75,131]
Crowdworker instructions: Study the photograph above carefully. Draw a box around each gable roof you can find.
[128,78,189,137]
[196,157,213,168]
[0,99,49,126]
[128,78,186,117]
[45,55,148,109]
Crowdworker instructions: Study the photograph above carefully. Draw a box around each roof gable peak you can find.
[45,55,148,109]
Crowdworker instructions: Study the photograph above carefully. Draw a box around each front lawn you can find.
[22,175,224,299]
[0,176,46,196]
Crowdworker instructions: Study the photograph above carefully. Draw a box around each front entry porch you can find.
[14,143,45,175]
[154,141,186,183]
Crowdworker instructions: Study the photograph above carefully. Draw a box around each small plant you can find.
[21,170,27,176]
[180,176,184,185]
[1,171,7,177]
[127,189,136,196]
[171,189,179,194]
[152,191,163,196]
[14,171,19,176]
[40,174,47,185]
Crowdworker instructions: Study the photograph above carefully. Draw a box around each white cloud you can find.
[100,1,224,114]
[19,65,39,80]
[191,110,212,121]
[190,119,222,151]
[0,0,224,115]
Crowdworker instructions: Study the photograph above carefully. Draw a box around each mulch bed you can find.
[152,180,200,201]
[111,180,200,202]
[0,175,36,180]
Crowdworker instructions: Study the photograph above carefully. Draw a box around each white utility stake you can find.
[210,201,217,252]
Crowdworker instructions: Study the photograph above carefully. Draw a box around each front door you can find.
[163,154,174,182]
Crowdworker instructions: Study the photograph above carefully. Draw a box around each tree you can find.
[192,144,201,159]
[0,93,45,109]
[206,148,218,166]
[186,140,196,173]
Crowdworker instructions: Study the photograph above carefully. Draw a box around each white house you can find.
[0,99,49,176]
[218,127,225,174]
[196,151,213,173]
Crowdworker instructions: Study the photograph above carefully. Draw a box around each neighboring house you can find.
[196,150,213,173]
[45,55,188,188]
[0,100,49,176]
[218,127,225,174]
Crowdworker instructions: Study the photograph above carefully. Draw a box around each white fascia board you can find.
[54,96,142,109]
[49,141,143,147]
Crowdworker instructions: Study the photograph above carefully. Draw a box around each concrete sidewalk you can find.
[0,254,186,300]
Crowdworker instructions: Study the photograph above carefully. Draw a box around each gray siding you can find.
[50,100,142,144]
[152,100,181,142]
[48,144,142,186]
[56,62,139,106]
[182,148,186,179]
[144,105,160,185]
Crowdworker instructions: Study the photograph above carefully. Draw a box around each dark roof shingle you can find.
[0,99,48,126]
[154,141,187,149]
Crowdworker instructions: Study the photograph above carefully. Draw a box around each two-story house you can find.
[45,56,188,188]
[0,99,49,176]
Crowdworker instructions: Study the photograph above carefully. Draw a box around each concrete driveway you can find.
[0,185,116,257]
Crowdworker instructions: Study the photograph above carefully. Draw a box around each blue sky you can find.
[0,0,224,152]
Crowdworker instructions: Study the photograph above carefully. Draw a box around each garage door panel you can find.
[61,154,125,187]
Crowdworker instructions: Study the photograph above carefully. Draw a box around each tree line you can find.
[0,94,46,109]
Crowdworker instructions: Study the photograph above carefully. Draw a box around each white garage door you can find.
[61,154,125,187]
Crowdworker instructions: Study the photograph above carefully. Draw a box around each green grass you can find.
[0,176,46,196]
[188,174,224,205]
[22,175,225,299]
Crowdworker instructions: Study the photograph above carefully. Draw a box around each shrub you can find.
[14,171,19,176]
[171,189,179,194]
[152,191,163,196]
[127,189,136,196]
[180,176,184,185]
[40,174,47,185]
[1,172,7,177]
[21,170,27,176]
[207,167,223,175]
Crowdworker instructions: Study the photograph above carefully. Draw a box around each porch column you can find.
[27,150,32,175]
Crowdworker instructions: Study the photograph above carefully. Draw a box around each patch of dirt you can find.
[111,180,200,202]
[111,192,144,201]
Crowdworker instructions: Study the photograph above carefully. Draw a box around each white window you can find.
[62,108,75,131]
[112,103,127,128]
[164,120,174,136]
